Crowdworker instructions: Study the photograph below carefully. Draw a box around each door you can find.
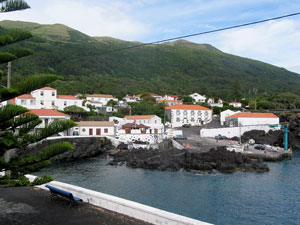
[96,128,101,135]
[89,128,93,135]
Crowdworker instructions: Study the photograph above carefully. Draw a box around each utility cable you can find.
[49,12,300,64]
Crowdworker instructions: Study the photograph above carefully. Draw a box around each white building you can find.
[165,104,212,127]
[225,112,279,127]
[229,102,242,108]
[86,94,118,105]
[10,87,84,111]
[208,98,223,107]
[28,109,70,129]
[162,95,179,101]
[189,93,206,103]
[220,109,241,125]
[73,121,115,136]
[157,99,183,106]
[124,115,162,126]
[123,95,140,103]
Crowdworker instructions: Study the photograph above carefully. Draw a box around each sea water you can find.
[35,151,300,225]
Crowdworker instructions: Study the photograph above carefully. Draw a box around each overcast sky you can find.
[2,0,300,73]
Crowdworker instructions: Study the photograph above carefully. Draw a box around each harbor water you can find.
[35,151,300,225]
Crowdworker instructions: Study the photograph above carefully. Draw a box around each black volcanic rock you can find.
[108,146,269,173]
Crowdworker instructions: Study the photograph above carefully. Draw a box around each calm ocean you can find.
[35,151,300,225]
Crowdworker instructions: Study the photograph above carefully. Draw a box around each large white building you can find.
[165,104,212,127]
[9,87,84,111]
[124,115,162,127]
[225,112,279,127]
[189,93,206,103]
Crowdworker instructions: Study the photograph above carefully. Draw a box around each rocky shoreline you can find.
[108,144,269,173]
[241,114,300,150]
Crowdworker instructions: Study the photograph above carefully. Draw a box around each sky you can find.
[2,0,300,73]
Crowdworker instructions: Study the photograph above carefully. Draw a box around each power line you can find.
[50,12,300,64]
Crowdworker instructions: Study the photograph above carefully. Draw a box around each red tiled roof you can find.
[227,112,278,118]
[165,104,211,110]
[29,109,70,117]
[150,93,162,97]
[166,94,179,98]
[39,87,56,90]
[16,94,35,99]
[57,95,80,100]
[125,115,156,119]
[9,98,16,105]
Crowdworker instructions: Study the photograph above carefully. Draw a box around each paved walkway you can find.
[0,186,152,225]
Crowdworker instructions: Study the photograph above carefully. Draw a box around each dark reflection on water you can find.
[35,152,300,225]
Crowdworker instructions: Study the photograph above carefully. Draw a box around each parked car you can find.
[174,135,187,140]
[182,124,191,128]
[254,145,266,150]
[215,134,226,140]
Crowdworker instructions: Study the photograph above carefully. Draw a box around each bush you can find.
[31,174,54,186]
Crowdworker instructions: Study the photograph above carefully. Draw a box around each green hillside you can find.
[0,20,299,99]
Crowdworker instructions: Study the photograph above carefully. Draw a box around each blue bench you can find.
[45,185,82,202]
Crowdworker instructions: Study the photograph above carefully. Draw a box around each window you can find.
[45,119,49,126]
[21,99,26,105]
[40,100,44,105]
[64,101,67,106]
[82,128,86,132]
[52,91,55,96]
[183,110,187,115]
[191,118,195,122]
[52,101,55,106]
[198,111,201,115]
[40,91,44,96]
[176,110,180,115]
[30,100,35,105]
[191,111,195,116]
[104,128,108,133]
[176,117,180,122]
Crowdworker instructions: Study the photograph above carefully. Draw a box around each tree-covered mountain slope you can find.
[0,20,299,99]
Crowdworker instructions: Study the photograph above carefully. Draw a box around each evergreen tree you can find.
[0,2,76,185]
[229,80,242,101]
[0,0,30,13]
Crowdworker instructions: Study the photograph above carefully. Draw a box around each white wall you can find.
[117,133,164,144]
[125,115,162,125]
[31,89,57,109]
[168,109,212,127]
[25,175,211,225]
[16,98,37,109]
[56,99,83,110]
[73,126,114,136]
[200,125,280,138]
[35,116,70,128]
[220,110,240,125]
[225,117,279,127]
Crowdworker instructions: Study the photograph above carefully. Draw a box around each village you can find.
[1,86,284,153]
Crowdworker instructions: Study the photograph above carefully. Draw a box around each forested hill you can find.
[0,20,299,99]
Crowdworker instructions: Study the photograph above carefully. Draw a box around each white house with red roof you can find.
[10,87,84,110]
[72,121,115,136]
[165,104,212,127]
[123,94,140,103]
[157,99,183,106]
[229,102,242,108]
[201,112,280,138]
[28,109,70,129]
[162,94,179,101]
[189,93,206,103]
[225,112,279,127]
[124,115,162,126]
[86,94,118,105]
